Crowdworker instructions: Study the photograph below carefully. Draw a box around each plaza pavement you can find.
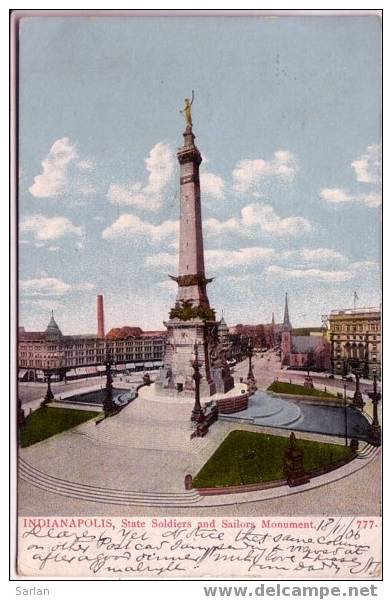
[17,352,381,516]
[18,378,381,516]
[18,452,380,517]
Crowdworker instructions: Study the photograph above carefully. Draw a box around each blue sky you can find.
[18,15,381,334]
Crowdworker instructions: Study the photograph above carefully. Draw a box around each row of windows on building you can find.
[330,323,380,333]
[18,338,166,370]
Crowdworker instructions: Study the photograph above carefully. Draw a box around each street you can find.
[232,350,375,396]
[18,352,375,407]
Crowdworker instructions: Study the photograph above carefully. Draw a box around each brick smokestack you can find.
[97,294,105,338]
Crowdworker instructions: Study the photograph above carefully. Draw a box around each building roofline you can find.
[330,307,380,316]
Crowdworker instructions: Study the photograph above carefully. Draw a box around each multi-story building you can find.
[329,307,381,378]
[18,311,166,382]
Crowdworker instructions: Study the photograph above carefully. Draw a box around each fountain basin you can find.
[221,390,372,441]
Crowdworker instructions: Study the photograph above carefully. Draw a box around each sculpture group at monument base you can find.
[155,318,234,397]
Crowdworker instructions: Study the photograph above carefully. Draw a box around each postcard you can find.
[11,10,382,581]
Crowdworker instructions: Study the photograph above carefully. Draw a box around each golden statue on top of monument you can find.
[180,90,195,127]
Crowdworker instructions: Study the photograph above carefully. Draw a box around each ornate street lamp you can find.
[352,369,365,410]
[368,369,381,446]
[103,350,116,415]
[43,371,54,404]
[246,340,257,395]
[191,344,203,422]
[330,332,335,375]
[17,399,25,446]
[343,383,348,446]
[363,334,369,380]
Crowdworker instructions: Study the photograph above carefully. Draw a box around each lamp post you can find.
[330,333,335,375]
[191,344,203,422]
[247,340,253,378]
[103,351,115,415]
[304,368,314,389]
[44,371,54,404]
[17,399,25,446]
[352,369,365,410]
[369,369,381,446]
[343,383,348,446]
[246,340,257,395]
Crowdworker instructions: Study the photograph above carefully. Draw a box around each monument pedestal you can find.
[156,317,235,397]
[156,319,216,396]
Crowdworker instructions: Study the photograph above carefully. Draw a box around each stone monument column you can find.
[156,110,234,398]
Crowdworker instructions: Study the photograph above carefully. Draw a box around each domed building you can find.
[18,297,167,383]
[45,311,63,340]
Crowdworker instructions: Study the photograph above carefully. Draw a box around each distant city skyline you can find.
[19,15,381,334]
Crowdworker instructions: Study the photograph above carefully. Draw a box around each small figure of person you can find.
[180,90,195,127]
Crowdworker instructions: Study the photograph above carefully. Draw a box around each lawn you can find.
[192,430,352,488]
[268,380,336,398]
[20,406,99,448]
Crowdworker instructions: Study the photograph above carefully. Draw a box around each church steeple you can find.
[283,292,292,330]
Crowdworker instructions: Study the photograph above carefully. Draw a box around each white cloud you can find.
[29,138,77,198]
[205,247,274,269]
[29,137,96,198]
[204,217,240,236]
[265,259,380,285]
[145,246,274,271]
[241,203,312,236]
[20,277,94,296]
[20,214,84,241]
[280,247,348,264]
[320,187,381,208]
[233,150,298,195]
[266,265,353,282]
[20,277,72,296]
[321,145,381,209]
[320,188,352,204]
[352,144,381,184]
[200,172,225,199]
[102,214,178,241]
[107,142,175,211]
[358,192,381,208]
[204,204,312,239]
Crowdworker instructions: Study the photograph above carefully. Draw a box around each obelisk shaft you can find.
[175,126,210,308]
